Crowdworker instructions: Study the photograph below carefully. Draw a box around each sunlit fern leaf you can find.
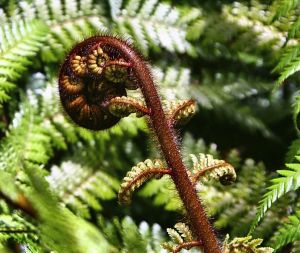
[16,0,108,62]
[163,100,196,126]
[0,91,55,174]
[152,66,191,100]
[0,213,37,247]
[270,209,300,251]
[286,138,300,162]
[292,240,300,253]
[23,165,115,253]
[110,0,201,56]
[162,222,202,253]
[275,54,300,88]
[120,216,148,253]
[223,235,273,253]
[98,216,166,253]
[119,159,169,204]
[288,15,300,39]
[0,19,48,103]
[47,161,119,218]
[250,156,300,233]
[270,0,300,21]
[292,91,300,134]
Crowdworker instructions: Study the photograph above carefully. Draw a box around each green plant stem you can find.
[101,37,222,253]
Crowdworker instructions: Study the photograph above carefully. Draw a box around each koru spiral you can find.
[58,36,139,130]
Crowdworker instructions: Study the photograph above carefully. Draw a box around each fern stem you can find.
[100,37,222,253]
[173,240,203,253]
[0,192,37,218]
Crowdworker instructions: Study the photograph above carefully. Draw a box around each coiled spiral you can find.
[58,36,139,130]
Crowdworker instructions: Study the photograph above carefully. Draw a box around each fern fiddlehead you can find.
[58,35,221,253]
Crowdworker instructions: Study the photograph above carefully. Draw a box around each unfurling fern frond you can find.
[270,209,300,251]
[162,222,202,253]
[190,153,236,185]
[47,161,119,218]
[118,159,170,204]
[0,19,48,103]
[250,156,300,233]
[163,100,196,126]
[223,235,273,253]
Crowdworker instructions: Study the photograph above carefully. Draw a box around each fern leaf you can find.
[270,0,300,20]
[250,156,300,233]
[174,223,193,241]
[47,161,119,218]
[288,15,300,39]
[121,216,148,253]
[270,210,300,251]
[223,235,273,253]
[111,0,201,56]
[275,54,300,88]
[119,159,169,204]
[163,100,196,126]
[292,91,300,134]
[162,222,202,253]
[107,96,149,118]
[0,19,48,103]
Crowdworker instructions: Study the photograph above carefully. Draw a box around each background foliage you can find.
[0,0,299,252]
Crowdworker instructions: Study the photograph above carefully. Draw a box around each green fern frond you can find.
[292,240,300,253]
[99,216,166,253]
[270,0,300,20]
[286,138,300,162]
[23,164,115,253]
[250,156,300,233]
[275,54,300,88]
[119,159,169,204]
[47,161,119,218]
[0,91,54,174]
[0,213,37,246]
[288,15,300,39]
[270,209,300,251]
[292,91,300,134]
[0,19,48,103]
[16,0,108,62]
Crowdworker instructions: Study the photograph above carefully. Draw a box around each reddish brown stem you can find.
[0,192,37,218]
[101,37,222,253]
[173,240,203,253]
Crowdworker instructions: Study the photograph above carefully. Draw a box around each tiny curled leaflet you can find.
[118,159,170,204]
[190,153,236,185]
[162,222,202,253]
